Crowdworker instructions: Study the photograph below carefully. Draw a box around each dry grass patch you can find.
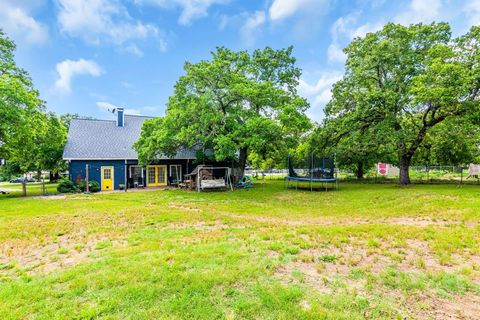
[273,237,480,319]
[412,293,480,320]
[1,182,479,319]
[0,233,127,276]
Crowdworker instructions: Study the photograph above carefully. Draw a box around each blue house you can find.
[63,108,196,191]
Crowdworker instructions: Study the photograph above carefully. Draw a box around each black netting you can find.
[288,156,335,179]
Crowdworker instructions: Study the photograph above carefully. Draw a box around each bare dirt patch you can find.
[40,195,67,200]
[222,213,469,229]
[0,233,126,276]
[412,293,480,320]
[224,213,372,227]
[273,239,480,318]
[167,220,245,231]
[168,203,202,212]
[385,217,467,227]
[274,240,479,284]
[275,260,342,295]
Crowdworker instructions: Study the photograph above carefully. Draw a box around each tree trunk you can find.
[356,162,364,180]
[399,155,411,185]
[238,147,248,180]
[37,170,42,181]
[49,171,59,182]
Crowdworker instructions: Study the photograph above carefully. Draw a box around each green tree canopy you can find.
[0,29,44,158]
[0,30,67,194]
[36,112,68,179]
[325,23,480,184]
[59,113,95,128]
[135,47,311,175]
[311,121,395,179]
[412,117,480,166]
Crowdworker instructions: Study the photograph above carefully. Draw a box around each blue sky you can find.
[1,0,479,121]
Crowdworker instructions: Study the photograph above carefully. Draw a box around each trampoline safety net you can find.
[288,156,335,180]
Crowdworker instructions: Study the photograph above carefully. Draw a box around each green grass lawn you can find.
[0,181,59,198]
[0,181,479,319]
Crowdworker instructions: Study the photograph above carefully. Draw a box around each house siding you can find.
[69,159,195,190]
[149,159,193,183]
[63,115,200,191]
[69,160,127,190]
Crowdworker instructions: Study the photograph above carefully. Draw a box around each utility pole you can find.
[85,164,89,193]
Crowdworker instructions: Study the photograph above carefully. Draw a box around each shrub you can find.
[318,254,338,263]
[57,179,79,193]
[78,180,100,193]
[284,247,300,255]
[88,180,100,192]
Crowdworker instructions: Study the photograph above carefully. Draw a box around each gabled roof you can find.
[63,115,197,160]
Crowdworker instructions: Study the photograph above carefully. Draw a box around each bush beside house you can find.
[57,179,100,193]
[78,180,100,192]
[57,179,78,193]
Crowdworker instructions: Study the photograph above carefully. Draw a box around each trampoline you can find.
[286,155,338,191]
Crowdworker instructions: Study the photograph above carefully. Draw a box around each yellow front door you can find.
[101,166,114,191]
[146,165,167,186]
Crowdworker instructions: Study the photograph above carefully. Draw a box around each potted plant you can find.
[119,183,125,191]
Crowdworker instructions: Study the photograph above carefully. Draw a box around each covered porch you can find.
[126,159,193,189]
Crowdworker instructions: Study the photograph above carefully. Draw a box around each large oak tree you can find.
[326,23,480,184]
[0,30,47,195]
[1,30,68,195]
[135,47,311,176]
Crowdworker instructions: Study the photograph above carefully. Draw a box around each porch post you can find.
[124,160,128,192]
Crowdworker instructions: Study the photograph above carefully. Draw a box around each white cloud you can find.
[298,72,343,121]
[97,101,159,116]
[124,108,143,115]
[240,11,265,47]
[121,81,134,89]
[159,38,168,52]
[299,72,342,98]
[97,101,142,115]
[57,0,159,45]
[269,0,328,21]
[394,0,442,25]
[124,43,144,57]
[369,0,387,9]
[332,13,383,40]
[269,0,300,20]
[142,105,162,112]
[268,0,331,42]
[327,15,354,63]
[327,0,444,64]
[135,0,228,25]
[350,22,384,39]
[327,44,346,63]
[55,59,104,93]
[0,1,48,45]
[466,0,480,25]
[330,14,356,41]
[218,14,229,31]
[96,101,117,113]
[327,13,383,63]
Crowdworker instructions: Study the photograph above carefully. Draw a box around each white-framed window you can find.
[103,168,112,179]
[170,165,182,182]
